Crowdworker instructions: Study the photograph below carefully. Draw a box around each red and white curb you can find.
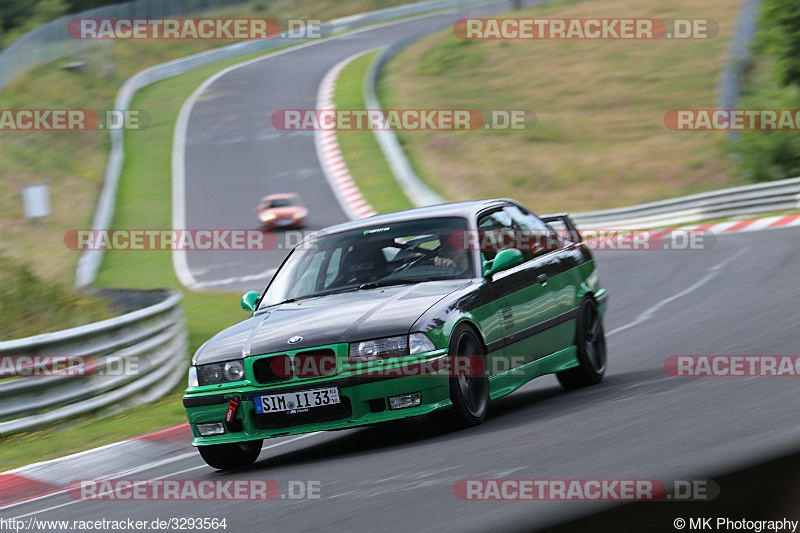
[677,213,800,234]
[0,424,193,509]
[314,50,379,220]
[577,213,800,249]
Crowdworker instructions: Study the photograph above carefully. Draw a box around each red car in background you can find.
[256,193,308,229]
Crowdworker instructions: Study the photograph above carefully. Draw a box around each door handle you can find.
[536,274,548,284]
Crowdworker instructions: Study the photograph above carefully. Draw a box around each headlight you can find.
[196,360,245,386]
[224,361,245,381]
[293,207,308,219]
[188,366,198,388]
[260,212,276,222]
[409,332,436,355]
[349,335,408,363]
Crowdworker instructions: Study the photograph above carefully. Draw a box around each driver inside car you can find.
[433,235,469,271]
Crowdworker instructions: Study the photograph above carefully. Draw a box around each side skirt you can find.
[488,346,579,400]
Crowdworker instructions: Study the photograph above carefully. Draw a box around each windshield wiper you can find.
[358,278,434,290]
[262,294,316,308]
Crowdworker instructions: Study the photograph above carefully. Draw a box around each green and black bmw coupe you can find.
[183,199,608,469]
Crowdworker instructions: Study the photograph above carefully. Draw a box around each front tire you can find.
[431,324,489,429]
[197,440,262,470]
[557,298,607,390]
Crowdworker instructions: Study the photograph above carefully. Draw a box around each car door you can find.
[504,204,580,359]
[478,205,576,373]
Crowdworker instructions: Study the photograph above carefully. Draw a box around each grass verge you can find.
[0,253,117,340]
[375,0,743,214]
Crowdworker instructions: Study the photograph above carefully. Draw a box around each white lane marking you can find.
[4,440,131,475]
[192,268,277,288]
[606,248,747,337]
[2,451,199,512]
[7,433,321,518]
[172,10,460,290]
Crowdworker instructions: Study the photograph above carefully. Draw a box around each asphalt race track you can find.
[10,5,800,533]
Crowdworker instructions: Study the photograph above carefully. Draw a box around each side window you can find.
[477,209,514,261]
[505,205,561,260]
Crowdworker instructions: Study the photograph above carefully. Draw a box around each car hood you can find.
[193,280,469,364]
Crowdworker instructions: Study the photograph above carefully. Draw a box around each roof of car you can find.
[305,199,515,239]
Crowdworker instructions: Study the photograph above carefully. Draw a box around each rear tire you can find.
[430,324,489,429]
[197,440,262,470]
[557,298,607,390]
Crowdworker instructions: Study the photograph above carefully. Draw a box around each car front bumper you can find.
[184,351,452,447]
[260,216,305,228]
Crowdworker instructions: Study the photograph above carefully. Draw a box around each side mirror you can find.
[241,291,260,312]
[482,248,524,277]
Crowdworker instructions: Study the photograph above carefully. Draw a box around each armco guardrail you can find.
[365,35,448,207]
[364,0,550,208]
[0,289,188,435]
[572,176,800,229]
[74,0,495,287]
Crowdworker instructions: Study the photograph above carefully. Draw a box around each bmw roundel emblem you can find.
[288,336,303,344]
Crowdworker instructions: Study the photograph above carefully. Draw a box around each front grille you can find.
[253,354,292,384]
[254,397,352,430]
[294,349,337,378]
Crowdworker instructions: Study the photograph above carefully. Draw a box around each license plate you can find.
[254,387,340,414]
[275,218,293,226]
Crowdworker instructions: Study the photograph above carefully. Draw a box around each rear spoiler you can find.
[540,213,582,243]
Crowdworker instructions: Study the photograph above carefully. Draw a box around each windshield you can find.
[262,198,298,209]
[260,217,473,307]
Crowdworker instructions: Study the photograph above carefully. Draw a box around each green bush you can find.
[736,0,800,182]
[735,130,800,182]
[758,0,800,88]
[0,254,116,340]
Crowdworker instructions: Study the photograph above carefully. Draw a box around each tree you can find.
[759,0,800,88]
